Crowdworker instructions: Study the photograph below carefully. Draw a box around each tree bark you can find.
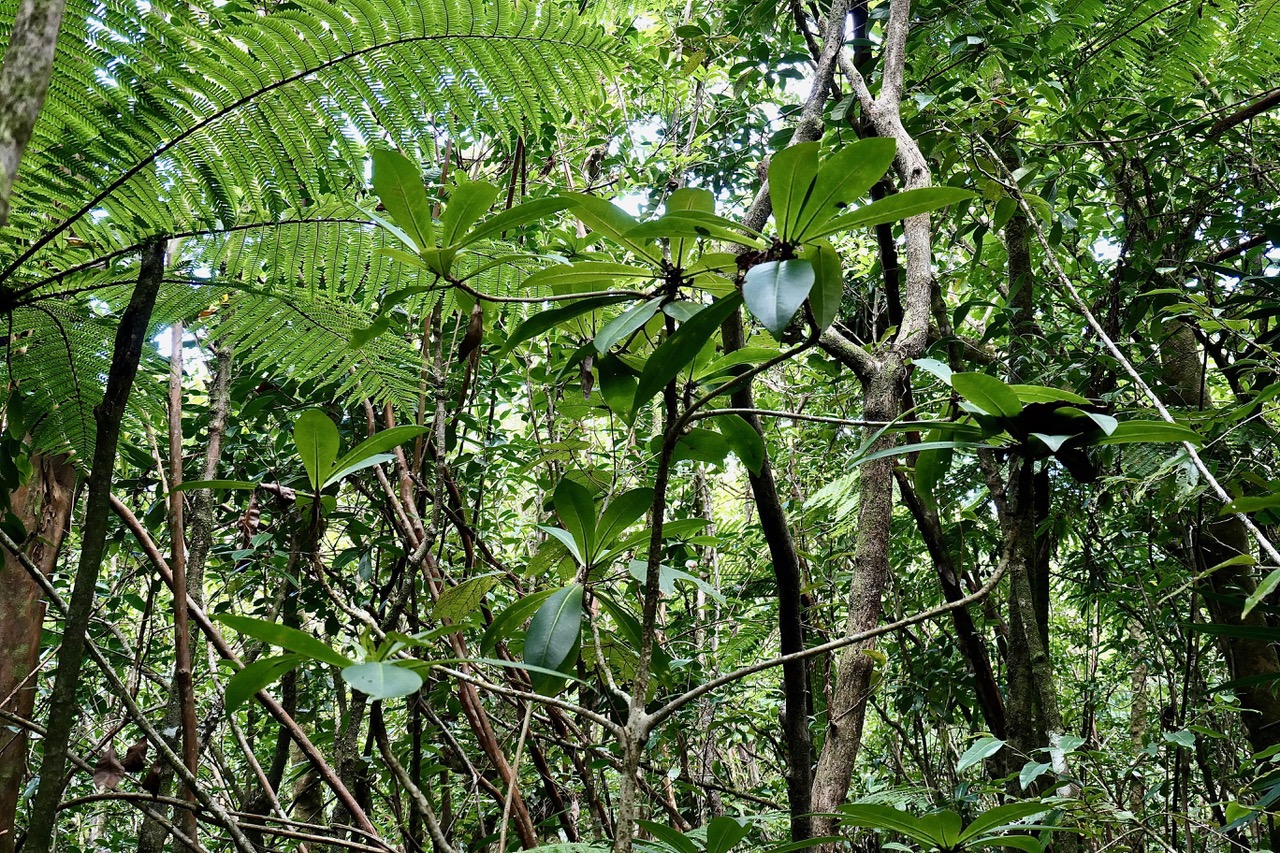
[24,236,165,853]
[0,452,75,853]
[0,0,65,224]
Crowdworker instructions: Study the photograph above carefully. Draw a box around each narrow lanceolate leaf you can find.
[497,294,633,358]
[459,198,573,248]
[594,297,663,354]
[371,148,434,252]
[811,186,976,238]
[524,584,584,695]
[594,487,655,555]
[341,662,424,700]
[293,409,340,492]
[633,292,744,416]
[1092,420,1202,446]
[215,614,352,668]
[743,259,816,339]
[224,654,305,711]
[768,142,821,243]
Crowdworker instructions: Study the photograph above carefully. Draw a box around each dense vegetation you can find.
[1,0,1279,850]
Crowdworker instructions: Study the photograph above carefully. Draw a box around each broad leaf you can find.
[481,589,558,655]
[325,425,429,487]
[460,198,573,247]
[715,413,765,475]
[594,488,654,556]
[705,816,752,853]
[804,240,843,332]
[595,297,663,354]
[957,736,1006,772]
[498,295,633,358]
[371,148,434,251]
[1093,420,1201,445]
[554,477,597,561]
[440,178,501,247]
[952,373,1023,418]
[215,614,352,668]
[433,575,499,622]
[224,654,304,712]
[633,293,744,415]
[792,138,897,240]
[768,142,820,242]
[524,584,584,695]
[743,260,816,339]
[812,186,976,238]
[294,409,340,492]
[342,662,424,700]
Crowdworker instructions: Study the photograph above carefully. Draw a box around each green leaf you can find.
[481,589,558,655]
[498,295,633,358]
[715,413,765,475]
[1009,385,1091,405]
[912,357,953,383]
[1018,761,1052,792]
[215,614,352,668]
[705,816,752,853]
[743,260,816,339]
[1222,494,1280,516]
[459,198,573,248]
[1245,568,1280,617]
[341,662,424,700]
[957,736,1005,772]
[1092,420,1201,446]
[325,425,429,487]
[432,575,499,623]
[633,293,744,416]
[958,802,1049,842]
[792,138,896,240]
[812,186,976,238]
[914,434,952,513]
[522,261,653,294]
[804,240,843,332]
[539,526,585,565]
[636,821,700,853]
[371,149,434,252]
[554,478,597,562]
[768,142,821,243]
[562,193,663,262]
[952,373,1023,418]
[224,654,304,712]
[837,804,933,844]
[915,811,963,847]
[968,835,1044,853]
[1164,729,1196,748]
[293,409,340,492]
[595,297,663,354]
[524,584,584,695]
[440,179,501,248]
[595,488,654,555]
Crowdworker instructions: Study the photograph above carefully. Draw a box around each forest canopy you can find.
[1,0,1279,851]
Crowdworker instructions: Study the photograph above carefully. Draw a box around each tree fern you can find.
[0,0,623,459]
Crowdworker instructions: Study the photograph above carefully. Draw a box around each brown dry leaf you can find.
[93,746,125,790]
[122,737,149,773]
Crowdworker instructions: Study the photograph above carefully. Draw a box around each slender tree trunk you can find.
[0,452,75,853]
[138,344,231,853]
[0,0,65,224]
[721,310,813,840]
[810,358,904,833]
[24,236,165,853]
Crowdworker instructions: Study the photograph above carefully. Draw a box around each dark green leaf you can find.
[215,614,351,668]
[743,260,815,339]
[524,584,584,695]
[371,148,434,251]
[633,293,744,416]
[225,654,304,712]
[293,409,339,492]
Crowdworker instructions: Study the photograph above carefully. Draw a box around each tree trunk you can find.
[0,0,65,224]
[24,237,165,853]
[809,357,903,834]
[0,452,75,853]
